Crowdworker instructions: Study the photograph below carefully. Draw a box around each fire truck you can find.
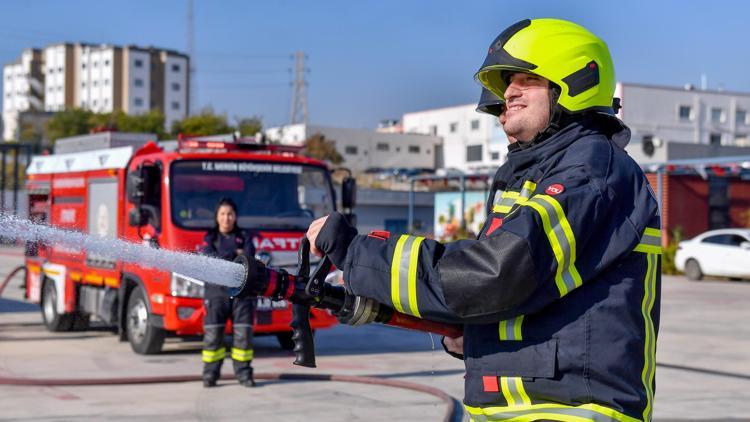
[24,132,355,354]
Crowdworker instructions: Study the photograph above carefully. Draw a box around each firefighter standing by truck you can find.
[307,18,661,421]
[201,198,257,388]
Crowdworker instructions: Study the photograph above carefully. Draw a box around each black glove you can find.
[315,212,358,269]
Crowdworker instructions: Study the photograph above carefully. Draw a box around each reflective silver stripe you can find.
[498,315,523,341]
[465,403,639,422]
[641,252,658,421]
[525,196,580,295]
[468,407,624,421]
[519,180,536,200]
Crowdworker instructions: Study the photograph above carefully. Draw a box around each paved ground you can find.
[1,246,750,421]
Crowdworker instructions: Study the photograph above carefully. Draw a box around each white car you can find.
[675,228,750,280]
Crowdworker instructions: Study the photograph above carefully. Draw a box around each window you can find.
[737,109,747,125]
[172,63,181,72]
[92,80,98,87]
[711,107,725,123]
[408,145,420,153]
[376,143,389,151]
[92,62,98,68]
[491,152,500,160]
[134,97,143,107]
[344,146,358,155]
[470,119,480,130]
[449,122,458,133]
[81,82,86,88]
[171,101,180,110]
[429,125,437,135]
[678,105,692,121]
[134,78,144,87]
[81,63,86,69]
[702,234,748,246]
[81,100,87,107]
[466,145,483,162]
[736,134,749,146]
[57,67,62,73]
[104,60,110,66]
[171,82,180,91]
[135,59,143,68]
[92,99,98,107]
[710,133,722,145]
[104,79,109,86]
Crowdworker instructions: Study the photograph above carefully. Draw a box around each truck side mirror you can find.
[126,168,145,203]
[342,177,357,210]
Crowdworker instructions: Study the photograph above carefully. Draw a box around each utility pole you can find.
[290,51,308,125]
[187,0,195,115]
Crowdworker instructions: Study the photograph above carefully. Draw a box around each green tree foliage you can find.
[89,110,166,138]
[303,133,343,165]
[45,108,94,142]
[171,109,233,136]
[236,116,263,137]
[45,108,167,142]
[661,227,683,275]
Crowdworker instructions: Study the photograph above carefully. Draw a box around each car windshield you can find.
[170,160,334,230]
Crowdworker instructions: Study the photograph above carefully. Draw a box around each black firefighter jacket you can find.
[202,228,256,299]
[316,116,662,422]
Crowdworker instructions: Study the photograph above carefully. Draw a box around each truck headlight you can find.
[170,272,205,298]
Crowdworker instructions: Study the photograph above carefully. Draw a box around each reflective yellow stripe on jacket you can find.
[492,181,537,214]
[633,227,660,421]
[391,235,425,317]
[202,347,226,363]
[522,194,582,297]
[465,402,641,422]
[498,315,523,341]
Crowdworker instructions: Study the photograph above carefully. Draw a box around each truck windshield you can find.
[170,160,334,230]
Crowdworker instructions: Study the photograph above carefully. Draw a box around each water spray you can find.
[0,213,245,288]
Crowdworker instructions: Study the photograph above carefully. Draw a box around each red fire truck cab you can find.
[24,133,354,354]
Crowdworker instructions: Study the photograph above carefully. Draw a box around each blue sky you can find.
[1,0,748,129]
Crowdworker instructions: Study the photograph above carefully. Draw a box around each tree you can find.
[236,116,262,137]
[171,109,233,136]
[45,108,94,142]
[303,133,343,165]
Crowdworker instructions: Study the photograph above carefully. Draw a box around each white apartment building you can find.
[3,49,44,140]
[3,43,189,141]
[401,104,509,173]
[617,82,750,162]
[265,123,442,173]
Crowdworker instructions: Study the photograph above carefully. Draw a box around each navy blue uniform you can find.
[316,117,661,421]
[201,229,256,385]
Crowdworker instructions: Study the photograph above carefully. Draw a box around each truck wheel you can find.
[685,259,703,281]
[126,286,165,354]
[41,279,73,332]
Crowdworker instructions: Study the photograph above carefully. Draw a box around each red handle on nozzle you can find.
[385,311,463,339]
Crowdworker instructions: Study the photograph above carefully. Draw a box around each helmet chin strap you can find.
[515,85,569,149]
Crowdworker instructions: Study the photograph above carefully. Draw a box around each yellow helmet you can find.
[475,18,616,115]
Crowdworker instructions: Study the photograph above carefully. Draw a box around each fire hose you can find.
[0,255,463,421]
[229,237,464,368]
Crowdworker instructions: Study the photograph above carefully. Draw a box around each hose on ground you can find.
[0,372,461,422]
[0,265,25,297]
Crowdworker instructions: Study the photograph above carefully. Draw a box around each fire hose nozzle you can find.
[229,254,269,298]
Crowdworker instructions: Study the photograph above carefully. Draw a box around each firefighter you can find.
[201,197,257,388]
[307,18,661,421]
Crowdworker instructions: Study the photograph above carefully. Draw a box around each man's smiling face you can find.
[499,72,551,143]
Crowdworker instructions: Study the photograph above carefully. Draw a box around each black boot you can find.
[240,367,256,387]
